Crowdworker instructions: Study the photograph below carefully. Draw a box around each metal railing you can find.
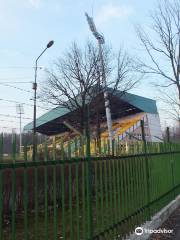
[0,136,180,239]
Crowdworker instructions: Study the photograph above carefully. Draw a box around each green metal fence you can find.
[0,137,180,239]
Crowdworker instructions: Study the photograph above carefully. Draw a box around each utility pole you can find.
[85,13,113,150]
[16,104,24,153]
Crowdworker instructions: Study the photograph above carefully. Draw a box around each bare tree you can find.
[136,0,180,121]
[40,41,137,137]
[158,88,180,122]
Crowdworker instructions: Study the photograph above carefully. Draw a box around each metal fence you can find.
[0,136,180,239]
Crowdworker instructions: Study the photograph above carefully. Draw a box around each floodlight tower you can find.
[85,13,113,149]
[16,104,24,153]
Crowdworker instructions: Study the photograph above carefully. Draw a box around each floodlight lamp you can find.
[85,12,97,33]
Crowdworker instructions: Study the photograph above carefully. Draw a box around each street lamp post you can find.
[32,40,54,161]
[85,13,113,151]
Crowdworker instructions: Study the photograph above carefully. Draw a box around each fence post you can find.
[167,128,176,198]
[140,120,151,219]
[85,104,93,239]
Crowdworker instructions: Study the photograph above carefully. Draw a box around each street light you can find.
[85,13,113,151]
[32,40,54,161]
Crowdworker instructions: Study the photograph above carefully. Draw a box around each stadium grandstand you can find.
[24,89,163,144]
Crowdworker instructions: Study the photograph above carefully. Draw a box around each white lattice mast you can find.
[16,104,24,153]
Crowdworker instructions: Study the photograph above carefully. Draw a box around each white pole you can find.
[16,104,24,153]
[98,41,113,149]
[85,13,113,151]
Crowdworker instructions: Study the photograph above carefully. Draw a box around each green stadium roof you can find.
[116,91,158,114]
[24,90,158,133]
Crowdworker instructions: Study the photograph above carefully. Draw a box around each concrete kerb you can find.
[125,194,180,240]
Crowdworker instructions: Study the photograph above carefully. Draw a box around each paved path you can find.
[149,206,180,240]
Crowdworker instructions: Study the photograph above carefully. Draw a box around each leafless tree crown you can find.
[136,0,180,121]
[40,41,137,112]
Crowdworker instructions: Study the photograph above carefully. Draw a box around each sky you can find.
[0,0,168,133]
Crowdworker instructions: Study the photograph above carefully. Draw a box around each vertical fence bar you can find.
[141,120,151,219]
[0,133,3,240]
[125,157,130,218]
[112,159,117,229]
[94,161,99,234]
[170,142,175,198]
[108,159,113,228]
[116,158,121,233]
[44,142,49,240]
[82,159,87,239]
[138,157,144,221]
[34,138,39,240]
[104,159,108,230]
[11,134,16,240]
[53,140,57,240]
[119,159,125,220]
[122,159,127,219]
[0,169,2,240]
[68,163,73,240]
[85,104,93,239]
[99,160,104,232]
[61,163,66,239]
[75,161,80,240]
[24,142,28,240]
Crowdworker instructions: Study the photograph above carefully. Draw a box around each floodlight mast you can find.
[85,13,113,150]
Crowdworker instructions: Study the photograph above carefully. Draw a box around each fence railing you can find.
[0,137,179,239]
[19,137,178,161]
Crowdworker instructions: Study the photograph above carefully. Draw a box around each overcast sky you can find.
[0,0,168,132]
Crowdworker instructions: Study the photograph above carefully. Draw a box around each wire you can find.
[0,81,32,84]
[0,98,48,110]
[0,77,32,80]
[0,83,32,93]
[0,126,18,129]
[0,98,33,106]
[0,119,27,124]
[0,66,43,69]
[0,105,18,108]
[0,113,32,120]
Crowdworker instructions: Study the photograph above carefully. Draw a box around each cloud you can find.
[28,0,41,8]
[95,4,133,25]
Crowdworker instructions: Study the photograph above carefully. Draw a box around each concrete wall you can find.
[146,113,163,142]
